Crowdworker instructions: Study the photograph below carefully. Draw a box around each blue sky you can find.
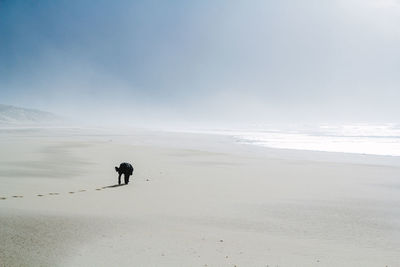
[1,0,400,126]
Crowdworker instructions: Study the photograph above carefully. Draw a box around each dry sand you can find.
[0,127,400,266]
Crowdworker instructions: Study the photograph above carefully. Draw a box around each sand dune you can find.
[0,104,62,126]
[0,128,400,266]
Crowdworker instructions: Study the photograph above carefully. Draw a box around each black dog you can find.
[115,162,134,185]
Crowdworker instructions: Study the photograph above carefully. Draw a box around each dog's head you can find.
[115,166,119,172]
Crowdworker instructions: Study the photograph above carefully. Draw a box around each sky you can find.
[1,0,400,127]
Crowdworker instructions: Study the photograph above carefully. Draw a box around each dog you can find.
[115,162,134,185]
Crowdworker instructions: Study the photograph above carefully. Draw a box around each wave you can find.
[204,124,400,156]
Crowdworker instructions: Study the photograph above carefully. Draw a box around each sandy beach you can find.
[1,127,400,266]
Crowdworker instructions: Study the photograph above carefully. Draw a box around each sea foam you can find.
[207,124,400,156]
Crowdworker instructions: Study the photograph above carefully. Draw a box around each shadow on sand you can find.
[102,184,128,189]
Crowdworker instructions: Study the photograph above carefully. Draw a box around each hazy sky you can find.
[1,0,400,126]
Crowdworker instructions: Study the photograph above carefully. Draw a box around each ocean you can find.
[200,124,400,157]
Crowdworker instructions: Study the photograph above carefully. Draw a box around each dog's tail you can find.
[115,166,119,172]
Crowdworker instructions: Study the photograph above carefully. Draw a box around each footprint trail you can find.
[0,178,145,201]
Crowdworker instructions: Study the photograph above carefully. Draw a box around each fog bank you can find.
[1,0,399,128]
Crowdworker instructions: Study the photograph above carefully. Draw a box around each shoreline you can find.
[2,126,400,167]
